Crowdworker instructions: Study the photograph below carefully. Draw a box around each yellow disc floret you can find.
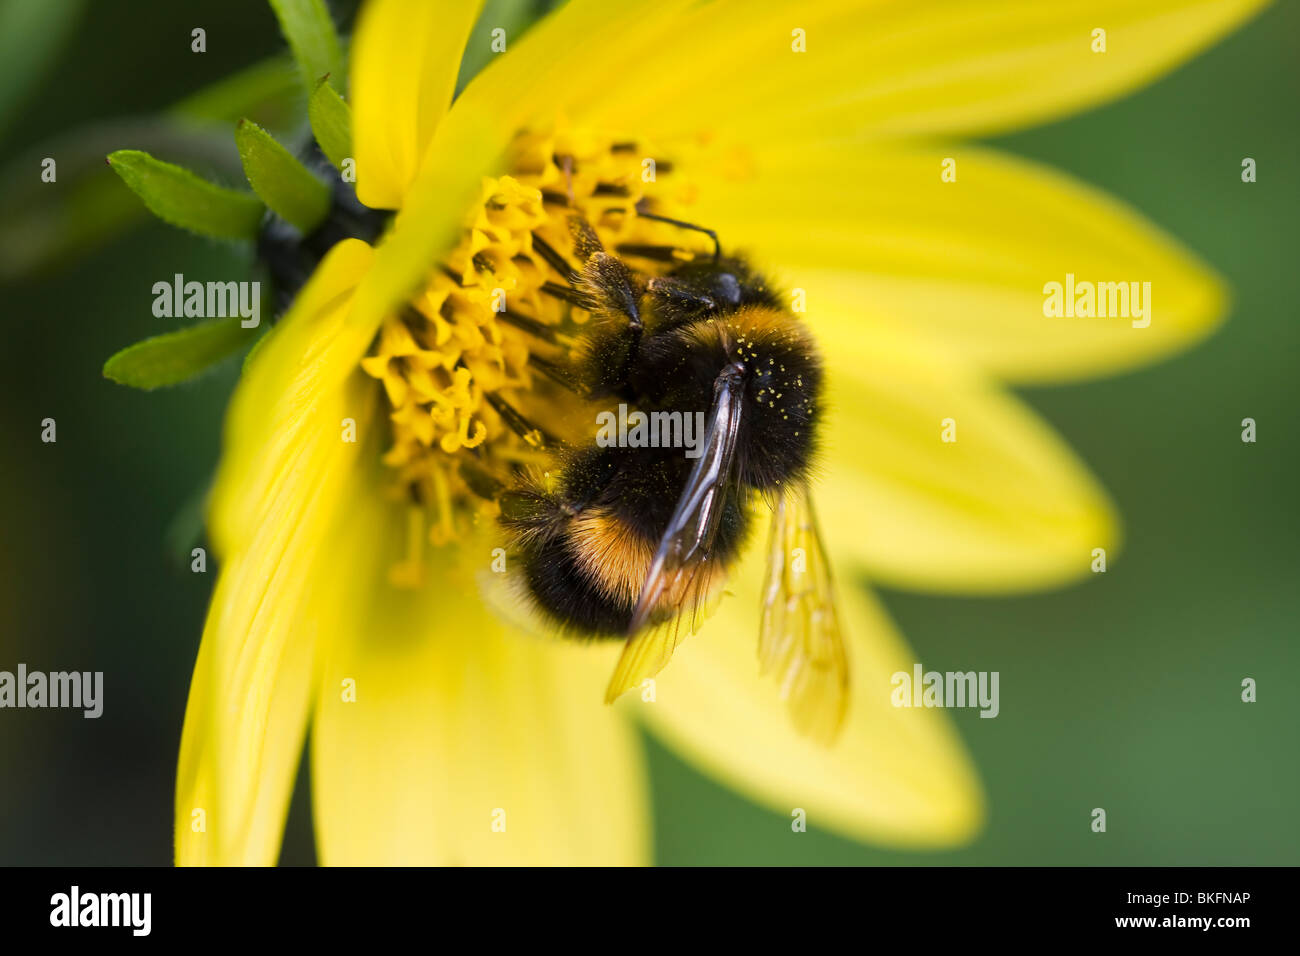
[359,126,712,573]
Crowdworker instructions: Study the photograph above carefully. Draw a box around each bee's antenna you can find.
[635,205,721,262]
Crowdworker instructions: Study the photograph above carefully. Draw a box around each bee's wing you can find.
[758,481,850,744]
[604,367,746,703]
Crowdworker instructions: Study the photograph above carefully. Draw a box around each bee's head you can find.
[664,255,780,315]
[722,307,824,491]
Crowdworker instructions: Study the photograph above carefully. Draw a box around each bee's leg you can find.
[559,213,649,396]
[579,252,644,328]
[533,207,651,397]
[567,214,603,261]
[564,214,642,326]
[532,219,642,321]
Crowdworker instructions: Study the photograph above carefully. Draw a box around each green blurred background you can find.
[0,0,1295,865]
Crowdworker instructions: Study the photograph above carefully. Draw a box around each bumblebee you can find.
[487,207,849,742]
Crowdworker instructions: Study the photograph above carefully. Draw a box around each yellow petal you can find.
[345,114,504,358]
[637,541,984,847]
[686,142,1227,383]
[310,499,649,866]
[349,0,1258,376]
[454,0,693,129]
[208,239,375,552]
[816,329,1120,593]
[349,0,703,350]
[176,241,376,865]
[573,0,1269,143]
[352,0,485,208]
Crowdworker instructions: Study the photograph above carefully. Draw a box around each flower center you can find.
[359,128,716,581]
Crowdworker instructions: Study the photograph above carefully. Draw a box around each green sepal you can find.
[234,118,331,233]
[308,79,352,170]
[267,0,344,94]
[106,149,264,240]
[102,316,252,390]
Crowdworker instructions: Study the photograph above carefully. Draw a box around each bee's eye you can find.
[713,273,742,306]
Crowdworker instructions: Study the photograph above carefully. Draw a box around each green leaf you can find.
[107,149,264,240]
[308,80,352,170]
[235,118,331,233]
[268,0,344,94]
[103,316,252,390]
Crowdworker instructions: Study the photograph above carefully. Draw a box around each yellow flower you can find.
[175,0,1267,864]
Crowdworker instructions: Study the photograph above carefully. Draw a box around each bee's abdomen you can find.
[521,532,637,636]
[500,450,660,637]
[502,444,750,637]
